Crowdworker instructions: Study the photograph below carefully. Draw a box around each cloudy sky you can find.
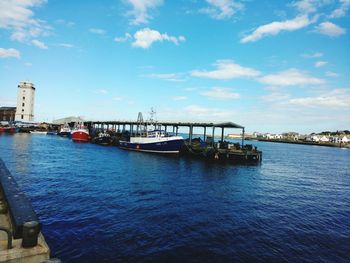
[0,0,349,133]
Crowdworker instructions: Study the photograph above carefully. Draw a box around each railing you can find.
[0,159,40,247]
[0,227,12,249]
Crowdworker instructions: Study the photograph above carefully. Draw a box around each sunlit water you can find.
[0,133,349,262]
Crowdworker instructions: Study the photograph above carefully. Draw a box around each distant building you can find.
[340,136,350,143]
[15,81,35,122]
[306,135,320,142]
[282,132,299,141]
[0,106,16,121]
[319,135,329,142]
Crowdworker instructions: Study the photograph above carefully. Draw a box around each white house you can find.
[275,134,283,139]
[319,135,329,142]
[340,136,350,143]
[308,135,320,142]
[15,81,35,122]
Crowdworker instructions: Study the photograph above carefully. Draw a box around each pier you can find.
[86,120,262,163]
[88,120,245,144]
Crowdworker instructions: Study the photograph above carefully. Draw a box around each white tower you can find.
[15,81,35,122]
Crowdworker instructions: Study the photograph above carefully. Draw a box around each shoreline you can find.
[255,138,350,148]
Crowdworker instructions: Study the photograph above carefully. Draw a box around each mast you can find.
[136,112,144,135]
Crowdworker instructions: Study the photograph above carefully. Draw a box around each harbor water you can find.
[0,133,349,262]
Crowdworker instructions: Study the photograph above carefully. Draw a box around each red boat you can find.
[71,123,90,142]
[0,127,16,133]
[4,127,16,133]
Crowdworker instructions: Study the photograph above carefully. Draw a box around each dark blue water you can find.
[0,133,350,262]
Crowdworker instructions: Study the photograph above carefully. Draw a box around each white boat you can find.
[58,123,72,137]
[30,131,47,135]
[119,111,184,154]
[119,130,184,153]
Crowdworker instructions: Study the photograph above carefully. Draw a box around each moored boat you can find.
[119,130,184,153]
[4,127,16,133]
[0,124,18,133]
[58,123,71,137]
[119,111,184,154]
[92,132,113,145]
[71,122,90,142]
[30,131,47,135]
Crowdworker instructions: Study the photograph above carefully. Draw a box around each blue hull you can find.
[58,132,71,138]
[119,139,184,153]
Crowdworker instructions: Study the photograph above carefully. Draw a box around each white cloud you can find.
[55,19,75,27]
[261,92,290,102]
[31,39,48,49]
[184,87,197,91]
[191,60,260,79]
[132,28,185,48]
[292,0,318,14]
[89,28,106,35]
[173,96,187,101]
[329,0,350,18]
[10,31,27,42]
[302,52,323,58]
[326,71,339,77]
[259,68,325,86]
[292,0,337,15]
[314,61,327,67]
[112,96,123,101]
[315,22,346,37]
[241,15,311,43]
[0,0,49,42]
[183,105,232,120]
[24,62,32,66]
[114,33,132,43]
[201,87,240,100]
[200,0,244,20]
[95,89,108,95]
[126,0,163,25]
[0,48,20,58]
[287,89,350,108]
[145,73,185,82]
[57,43,74,48]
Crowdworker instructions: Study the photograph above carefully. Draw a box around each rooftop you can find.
[0,107,16,111]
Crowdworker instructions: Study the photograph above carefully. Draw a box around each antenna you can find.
[149,107,156,124]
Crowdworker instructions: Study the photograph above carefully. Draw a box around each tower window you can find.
[22,103,25,106]
[22,109,24,112]
[23,96,25,100]
[21,115,24,119]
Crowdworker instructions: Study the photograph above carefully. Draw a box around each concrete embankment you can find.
[0,158,51,263]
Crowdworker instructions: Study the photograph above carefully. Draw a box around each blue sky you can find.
[0,0,349,133]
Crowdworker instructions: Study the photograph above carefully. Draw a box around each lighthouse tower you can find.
[15,81,35,122]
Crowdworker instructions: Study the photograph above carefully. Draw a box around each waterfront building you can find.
[319,135,329,142]
[15,81,35,122]
[308,135,320,142]
[340,136,350,143]
[282,132,299,141]
[0,106,16,121]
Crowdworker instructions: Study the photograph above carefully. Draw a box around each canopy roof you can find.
[52,116,84,125]
[213,122,244,129]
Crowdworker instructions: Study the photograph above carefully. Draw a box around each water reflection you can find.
[11,133,32,174]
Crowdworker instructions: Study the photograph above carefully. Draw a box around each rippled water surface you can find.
[0,133,350,262]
